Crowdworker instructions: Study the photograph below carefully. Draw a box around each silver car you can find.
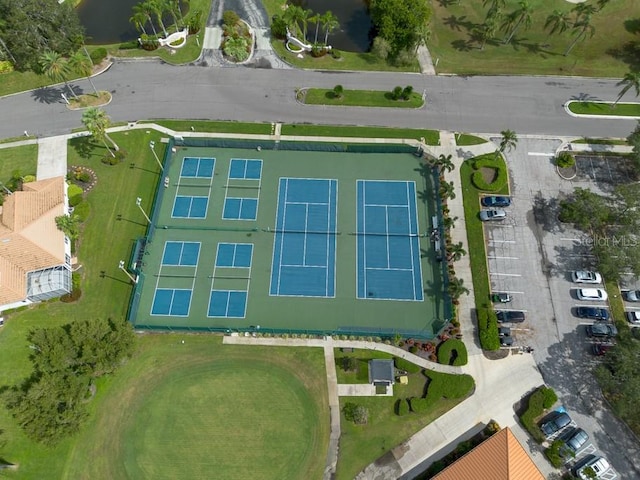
[572,270,602,284]
[479,209,506,222]
[626,310,640,324]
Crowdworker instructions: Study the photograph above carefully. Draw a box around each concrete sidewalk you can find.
[36,135,68,180]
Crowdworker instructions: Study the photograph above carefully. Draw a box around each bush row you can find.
[471,157,508,192]
[477,307,500,351]
[436,338,468,366]
[519,386,557,443]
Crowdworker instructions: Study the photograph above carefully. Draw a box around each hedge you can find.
[394,357,422,374]
[471,157,508,192]
[425,371,475,400]
[519,386,557,443]
[69,194,84,207]
[90,47,108,65]
[477,307,500,351]
[67,183,83,199]
[73,202,90,222]
[437,339,468,366]
[396,398,410,416]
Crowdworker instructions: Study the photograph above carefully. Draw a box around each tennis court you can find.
[129,142,449,338]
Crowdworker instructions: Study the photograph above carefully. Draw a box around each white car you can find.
[576,288,608,301]
[572,270,602,284]
[479,209,506,222]
[573,455,610,479]
[626,310,640,325]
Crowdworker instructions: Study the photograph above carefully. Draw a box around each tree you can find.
[501,1,532,44]
[371,36,391,59]
[39,50,77,99]
[544,10,571,36]
[447,241,466,262]
[483,0,506,19]
[82,107,119,157]
[474,17,499,50]
[137,1,158,37]
[299,8,313,41]
[614,71,640,106]
[448,277,469,300]
[150,0,169,37]
[321,11,339,46]
[370,0,430,56]
[343,402,368,424]
[68,49,98,96]
[565,16,595,56]
[439,180,456,200]
[55,214,81,240]
[341,356,357,372]
[499,129,518,154]
[434,154,455,173]
[309,13,321,44]
[130,7,148,35]
[283,5,305,38]
[332,84,343,99]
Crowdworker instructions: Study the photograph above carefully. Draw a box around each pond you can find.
[77,0,140,44]
[287,0,374,53]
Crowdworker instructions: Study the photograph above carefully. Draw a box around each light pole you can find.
[136,197,151,223]
[149,141,163,170]
[118,260,138,283]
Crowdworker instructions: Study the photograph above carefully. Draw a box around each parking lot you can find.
[480,138,636,477]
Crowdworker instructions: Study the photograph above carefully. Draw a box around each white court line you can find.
[528,152,554,157]
[490,272,522,277]
[487,255,519,260]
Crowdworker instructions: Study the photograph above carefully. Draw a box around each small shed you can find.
[368,359,395,386]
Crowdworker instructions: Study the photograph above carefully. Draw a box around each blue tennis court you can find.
[216,243,253,268]
[270,178,338,297]
[162,241,201,266]
[229,159,262,180]
[181,157,215,178]
[222,198,258,220]
[356,180,423,301]
[151,288,192,316]
[172,196,209,218]
[208,290,248,318]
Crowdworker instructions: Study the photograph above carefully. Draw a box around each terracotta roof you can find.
[431,427,545,480]
[0,177,66,306]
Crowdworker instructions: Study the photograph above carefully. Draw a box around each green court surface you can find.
[129,141,449,338]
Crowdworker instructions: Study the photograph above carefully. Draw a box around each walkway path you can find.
[416,45,436,75]
[323,343,341,480]
[36,135,67,180]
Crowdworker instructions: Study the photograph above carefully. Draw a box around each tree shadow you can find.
[31,86,63,104]
[570,92,600,102]
[69,136,98,160]
[451,39,474,52]
[624,18,640,34]
[606,42,640,72]
[443,15,476,32]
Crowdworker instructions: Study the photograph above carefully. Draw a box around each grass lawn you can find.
[68,91,111,109]
[456,134,487,146]
[139,119,273,135]
[281,124,440,145]
[302,88,424,108]
[0,144,38,182]
[567,101,640,116]
[334,349,394,384]
[572,138,629,145]
[63,336,329,480]
[429,0,637,76]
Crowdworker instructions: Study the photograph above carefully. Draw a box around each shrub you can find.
[331,49,341,59]
[271,15,287,39]
[343,402,368,424]
[223,37,249,62]
[396,398,410,416]
[73,202,90,222]
[118,40,139,50]
[424,371,475,401]
[408,345,418,354]
[0,60,14,74]
[333,84,343,99]
[89,47,107,65]
[22,174,36,183]
[77,172,91,183]
[401,85,413,100]
[519,387,552,443]
[542,386,558,409]
[478,307,500,350]
[544,440,565,468]
[222,10,240,27]
[556,151,575,168]
[394,357,421,374]
[437,338,468,366]
[393,49,415,67]
[471,157,508,192]
[341,356,357,372]
[139,35,159,51]
[67,183,83,198]
[391,86,403,100]
[371,36,391,60]
[311,44,327,57]
[69,193,83,207]
[187,9,203,34]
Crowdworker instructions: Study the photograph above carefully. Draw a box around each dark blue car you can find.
[481,196,511,207]
[576,306,609,321]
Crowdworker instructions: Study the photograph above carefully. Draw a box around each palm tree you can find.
[596,0,611,10]
[165,0,181,31]
[483,0,506,17]
[39,50,77,99]
[572,2,597,20]
[544,10,571,36]
[283,5,305,38]
[300,8,313,41]
[148,0,168,37]
[499,129,518,154]
[614,72,640,106]
[82,107,119,157]
[130,8,148,35]
[321,11,339,46]
[310,13,321,44]
[502,1,532,44]
[564,16,595,56]
[434,154,455,173]
[439,181,456,201]
[447,242,466,262]
[474,17,499,50]
[68,49,98,95]
[448,277,469,300]
[138,1,158,37]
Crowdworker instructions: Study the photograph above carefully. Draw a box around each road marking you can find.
[490,272,521,277]
[488,240,516,244]
[528,152,554,157]
[487,255,519,260]
[492,290,524,294]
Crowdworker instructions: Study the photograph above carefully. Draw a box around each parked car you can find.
[592,343,613,356]
[572,455,611,480]
[479,209,506,222]
[625,289,640,302]
[500,336,514,347]
[560,428,589,457]
[540,411,571,437]
[576,288,608,301]
[576,306,609,321]
[572,270,602,284]
[498,326,511,337]
[586,323,618,339]
[496,310,526,323]
[626,310,640,325]
[481,196,511,207]
[491,292,512,303]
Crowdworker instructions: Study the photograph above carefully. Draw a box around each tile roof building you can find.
[432,427,545,480]
[0,177,71,311]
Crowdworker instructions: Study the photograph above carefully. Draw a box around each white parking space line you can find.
[488,240,516,244]
[528,152,554,157]
[492,290,525,294]
[490,272,522,277]
[487,255,519,260]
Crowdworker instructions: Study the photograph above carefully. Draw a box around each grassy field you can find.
[0,144,38,182]
[567,101,640,116]
[429,0,638,76]
[302,88,424,108]
[138,119,273,134]
[281,124,440,145]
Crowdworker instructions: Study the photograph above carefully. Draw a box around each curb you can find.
[563,100,640,120]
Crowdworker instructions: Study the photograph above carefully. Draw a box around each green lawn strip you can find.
[281,124,440,145]
[139,119,273,135]
[336,370,474,480]
[64,337,329,480]
[303,88,423,108]
[604,280,628,335]
[572,138,629,145]
[429,0,634,76]
[567,101,640,117]
[455,134,487,146]
[0,144,38,183]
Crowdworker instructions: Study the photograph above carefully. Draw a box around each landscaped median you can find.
[565,100,640,118]
[298,86,424,108]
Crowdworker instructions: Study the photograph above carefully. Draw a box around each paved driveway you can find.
[500,138,637,478]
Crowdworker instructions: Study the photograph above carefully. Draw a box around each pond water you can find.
[77,0,140,44]
[291,0,373,53]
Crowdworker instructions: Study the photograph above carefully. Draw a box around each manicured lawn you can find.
[572,138,629,145]
[302,88,424,108]
[567,101,640,116]
[429,0,636,76]
[139,119,273,134]
[334,349,394,384]
[456,134,487,146]
[0,144,38,182]
[63,337,329,480]
[281,124,440,145]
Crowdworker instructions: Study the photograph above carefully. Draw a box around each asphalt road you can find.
[0,60,636,139]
